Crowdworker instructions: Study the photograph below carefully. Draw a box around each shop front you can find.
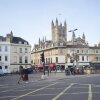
[35,64,43,72]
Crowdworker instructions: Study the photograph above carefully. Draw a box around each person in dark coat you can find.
[18,66,25,84]
[23,68,28,81]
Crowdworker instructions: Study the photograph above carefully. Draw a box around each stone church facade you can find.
[31,19,100,71]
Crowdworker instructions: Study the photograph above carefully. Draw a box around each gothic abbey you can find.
[51,18,67,44]
[34,18,87,50]
[32,19,100,71]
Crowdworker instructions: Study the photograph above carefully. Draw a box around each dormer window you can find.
[24,42,28,45]
[19,41,22,44]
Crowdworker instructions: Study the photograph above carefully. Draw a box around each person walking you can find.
[23,68,28,82]
[18,66,25,84]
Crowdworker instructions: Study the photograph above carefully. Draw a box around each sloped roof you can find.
[12,37,29,45]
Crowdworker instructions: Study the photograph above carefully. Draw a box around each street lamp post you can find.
[68,29,78,68]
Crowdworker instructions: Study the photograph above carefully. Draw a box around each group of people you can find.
[65,66,75,75]
[18,66,28,84]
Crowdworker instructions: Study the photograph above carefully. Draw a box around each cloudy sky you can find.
[0,0,100,47]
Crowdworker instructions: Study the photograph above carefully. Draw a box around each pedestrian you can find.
[23,68,28,81]
[47,67,49,76]
[18,66,25,84]
[65,68,70,75]
[70,67,73,75]
[54,67,57,75]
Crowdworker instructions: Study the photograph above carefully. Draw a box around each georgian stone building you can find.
[31,19,100,70]
[0,31,31,73]
[31,19,67,70]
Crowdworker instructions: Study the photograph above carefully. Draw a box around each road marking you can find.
[0,96,17,99]
[11,82,57,100]
[0,88,35,93]
[88,84,92,100]
[0,84,9,87]
[92,84,100,87]
[0,85,29,93]
[52,83,74,100]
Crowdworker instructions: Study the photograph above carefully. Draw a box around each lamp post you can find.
[68,29,78,68]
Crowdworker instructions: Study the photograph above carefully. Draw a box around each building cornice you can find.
[31,45,67,53]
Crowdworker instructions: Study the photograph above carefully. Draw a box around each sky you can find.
[0,0,100,47]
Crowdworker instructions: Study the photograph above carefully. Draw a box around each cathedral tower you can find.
[51,18,67,44]
[82,32,85,41]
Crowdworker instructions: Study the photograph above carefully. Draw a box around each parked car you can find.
[0,69,8,76]
[27,67,33,74]
[0,70,4,75]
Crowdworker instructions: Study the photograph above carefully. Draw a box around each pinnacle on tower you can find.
[82,32,85,41]
[56,18,58,26]
[60,23,62,27]
[45,36,46,42]
[43,36,44,42]
[51,20,54,28]
[64,20,67,27]
[10,30,13,36]
[39,38,40,44]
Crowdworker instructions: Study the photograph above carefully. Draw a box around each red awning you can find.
[48,63,56,68]
[36,64,43,68]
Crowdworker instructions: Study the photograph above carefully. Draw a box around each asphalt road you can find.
[0,73,100,100]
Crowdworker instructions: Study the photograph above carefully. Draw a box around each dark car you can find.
[27,68,33,74]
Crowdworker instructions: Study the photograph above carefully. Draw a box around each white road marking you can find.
[0,96,17,99]
[11,82,57,100]
[52,83,74,100]
[88,84,92,100]
[0,84,9,87]
[1,91,100,99]
[0,85,29,93]
[0,88,35,93]
[29,91,100,96]
[92,84,100,87]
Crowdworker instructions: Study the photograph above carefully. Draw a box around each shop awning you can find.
[36,64,43,68]
[48,63,56,68]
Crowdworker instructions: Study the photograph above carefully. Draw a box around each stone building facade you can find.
[31,19,100,71]
[0,31,31,73]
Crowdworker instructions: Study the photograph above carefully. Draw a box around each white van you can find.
[0,69,7,75]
